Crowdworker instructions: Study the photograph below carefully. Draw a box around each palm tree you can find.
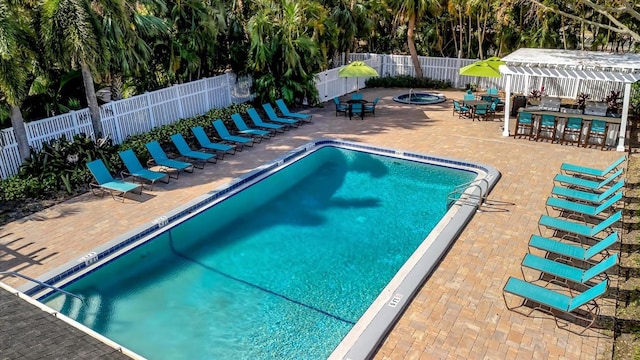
[40,0,105,138]
[0,0,35,160]
[386,0,439,78]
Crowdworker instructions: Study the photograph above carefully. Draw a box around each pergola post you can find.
[502,74,512,137]
[616,82,632,152]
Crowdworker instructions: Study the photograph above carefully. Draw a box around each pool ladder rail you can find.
[446,178,489,210]
[0,271,84,303]
[408,88,414,104]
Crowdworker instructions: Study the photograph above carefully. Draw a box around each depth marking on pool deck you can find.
[388,294,403,308]
[78,252,98,266]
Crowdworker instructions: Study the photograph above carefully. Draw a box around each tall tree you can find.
[40,0,105,138]
[0,0,35,159]
[387,0,439,78]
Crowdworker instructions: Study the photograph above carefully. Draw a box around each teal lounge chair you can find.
[275,99,312,123]
[191,126,235,158]
[538,210,621,239]
[212,119,254,150]
[247,108,287,133]
[170,133,217,168]
[521,253,618,285]
[561,155,626,178]
[553,168,623,191]
[552,179,625,204]
[87,159,142,202]
[546,191,623,218]
[503,276,608,333]
[119,149,169,190]
[528,232,619,263]
[231,113,272,139]
[262,103,300,127]
[145,141,194,178]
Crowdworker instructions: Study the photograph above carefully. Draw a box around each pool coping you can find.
[21,138,500,359]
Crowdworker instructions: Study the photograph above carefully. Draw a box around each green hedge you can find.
[364,75,451,89]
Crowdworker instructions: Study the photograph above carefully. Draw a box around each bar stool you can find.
[560,117,583,145]
[536,114,557,142]
[584,120,608,150]
[514,111,534,139]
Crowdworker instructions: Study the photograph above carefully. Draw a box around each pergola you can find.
[499,48,640,151]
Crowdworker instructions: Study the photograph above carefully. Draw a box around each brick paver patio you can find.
[0,88,620,359]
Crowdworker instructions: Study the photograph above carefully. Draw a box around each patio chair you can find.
[514,111,534,139]
[262,103,300,127]
[463,92,475,102]
[584,120,608,150]
[364,97,380,116]
[231,113,273,139]
[480,95,493,103]
[247,108,287,132]
[521,252,618,286]
[333,97,348,117]
[538,210,621,239]
[349,102,365,120]
[170,133,217,168]
[275,99,312,123]
[536,114,557,142]
[472,103,490,121]
[452,100,470,118]
[552,179,624,204]
[503,276,608,333]
[487,87,499,95]
[528,232,619,263]
[145,140,194,179]
[546,191,623,219]
[561,117,584,146]
[119,149,169,190]
[86,159,142,202]
[191,126,235,158]
[351,93,363,101]
[561,155,626,178]
[553,168,623,191]
[212,119,254,150]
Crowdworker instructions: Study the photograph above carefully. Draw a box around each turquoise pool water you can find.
[43,146,476,359]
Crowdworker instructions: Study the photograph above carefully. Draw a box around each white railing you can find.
[0,53,634,179]
[0,73,252,179]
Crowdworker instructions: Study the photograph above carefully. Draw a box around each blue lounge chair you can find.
[546,191,623,218]
[528,232,619,263]
[212,119,254,150]
[553,168,623,191]
[87,159,142,202]
[333,97,348,117]
[503,276,608,333]
[552,179,625,204]
[521,253,618,285]
[191,126,235,158]
[119,149,169,190]
[561,155,627,178]
[364,97,380,117]
[231,113,272,139]
[170,133,217,168]
[262,103,300,127]
[145,141,194,178]
[538,210,621,239]
[247,108,286,133]
[275,99,312,123]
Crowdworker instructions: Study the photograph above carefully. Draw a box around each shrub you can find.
[364,75,451,89]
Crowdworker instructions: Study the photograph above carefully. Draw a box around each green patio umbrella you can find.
[338,61,380,92]
[459,59,502,78]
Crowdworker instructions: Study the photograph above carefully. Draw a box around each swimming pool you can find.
[29,139,499,359]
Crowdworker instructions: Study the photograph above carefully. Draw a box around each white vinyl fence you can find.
[0,73,252,179]
[0,53,635,179]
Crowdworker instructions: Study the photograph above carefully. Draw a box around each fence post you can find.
[174,85,185,119]
[107,103,124,144]
[225,73,234,105]
[203,77,211,110]
[146,92,156,129]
